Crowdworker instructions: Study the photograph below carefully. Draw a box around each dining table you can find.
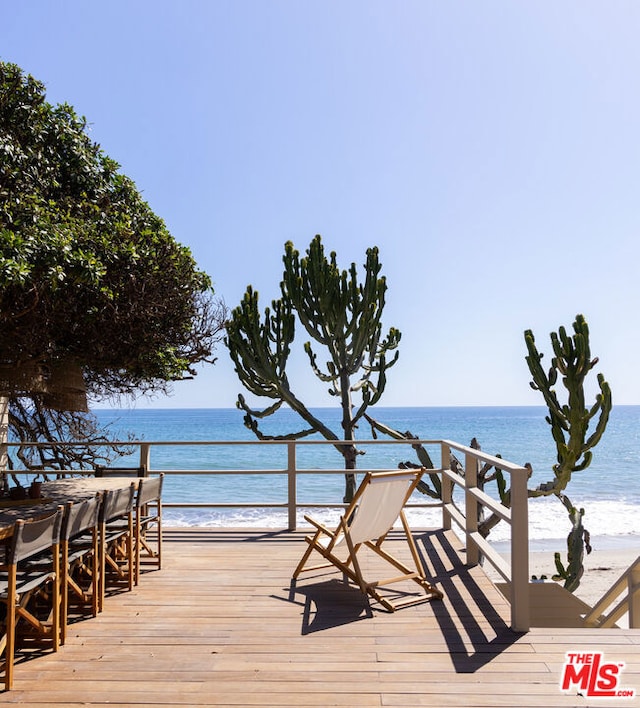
[0,477,140,540]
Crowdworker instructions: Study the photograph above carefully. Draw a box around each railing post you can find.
[510,466,530,632]
[287,441,297,531]
[464,451,479,566]
[441,442,452,530]
[139,443,151,474]
[629,565,640,629]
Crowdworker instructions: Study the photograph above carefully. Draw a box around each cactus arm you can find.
[550,493,591,592]
[226,286,339,444]
[584,374,612,451]
[364,414,441,498]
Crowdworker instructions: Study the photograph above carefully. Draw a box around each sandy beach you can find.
[534,546,639,608]
[485,544,639,628]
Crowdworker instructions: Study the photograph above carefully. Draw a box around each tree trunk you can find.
[340,370,357,503]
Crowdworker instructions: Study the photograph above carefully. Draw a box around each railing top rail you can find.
[440,439,529,473]
[4,437,530,474]
[3,437,443,448]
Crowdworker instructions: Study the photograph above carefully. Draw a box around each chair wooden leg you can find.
[134,515,141,586]
[135,507,162,586]
[91,534,99,617]
[99,523,106,613]
[157,512,162,571]
[63,547,99,640]
[52,548,60,652]
[4,571,17,691]
[126,522,134,591]
[60,545,69,646]
[293,536,318,577]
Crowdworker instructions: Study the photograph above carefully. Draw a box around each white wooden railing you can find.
[583,556,640,629]
[439,440,530,632]
[3,437,531,630]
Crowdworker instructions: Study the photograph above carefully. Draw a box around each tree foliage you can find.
[225,235,400,501]
[0,61,226,402]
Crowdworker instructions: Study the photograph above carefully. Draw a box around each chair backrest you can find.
[11,508,64,563]
[136,474,163,508]
[95,465,146,478]
[99,484,136,523]
[61,494,102,541]
[346,470,422,545]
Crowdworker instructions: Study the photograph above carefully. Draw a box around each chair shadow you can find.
[287,576,374,634]
[415,528,521,673]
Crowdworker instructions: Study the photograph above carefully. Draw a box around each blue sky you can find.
[2,1,639,408]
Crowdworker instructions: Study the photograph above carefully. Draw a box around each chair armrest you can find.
[303,515,335,538]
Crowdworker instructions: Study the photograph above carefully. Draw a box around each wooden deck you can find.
[2,528,638,707]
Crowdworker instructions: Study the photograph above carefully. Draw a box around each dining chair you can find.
[98,483,135,612]
[134,474,163,585]
[60,494,101,644]
[0,507,64,690]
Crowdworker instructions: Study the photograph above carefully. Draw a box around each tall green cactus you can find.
[365,314,611,593]
[525,314,612,496]
[524,314,611,590]
[226,235,400,502]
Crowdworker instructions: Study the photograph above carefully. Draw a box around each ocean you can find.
[92,405,640,552]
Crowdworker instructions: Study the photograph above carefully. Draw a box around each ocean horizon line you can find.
[93,403,640,411]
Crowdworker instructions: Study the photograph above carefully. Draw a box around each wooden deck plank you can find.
[1,527,637,707]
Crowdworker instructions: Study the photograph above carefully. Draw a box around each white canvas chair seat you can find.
[293,469,443,612]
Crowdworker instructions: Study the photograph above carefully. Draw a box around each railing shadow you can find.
[163,528,303,543]
[416,529,522,672]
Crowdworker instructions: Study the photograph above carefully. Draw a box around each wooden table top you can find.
[0,477,139,540]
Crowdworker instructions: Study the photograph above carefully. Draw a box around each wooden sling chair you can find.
[293,469,443,612]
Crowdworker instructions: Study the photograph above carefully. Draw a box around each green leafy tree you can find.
[0,61,225,400]
[226,235,400,501]
[0,62,226,470]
